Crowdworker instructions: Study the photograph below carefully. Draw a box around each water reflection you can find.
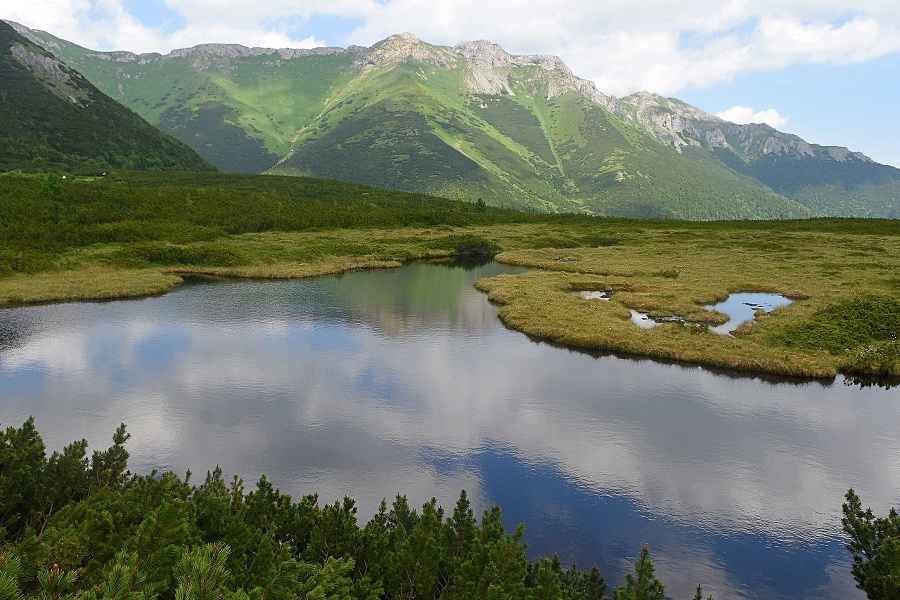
[1,263,897,600]
[704,292,794,335]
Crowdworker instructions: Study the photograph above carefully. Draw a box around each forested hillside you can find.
[0,21,213,174]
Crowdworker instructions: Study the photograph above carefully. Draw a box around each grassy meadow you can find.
[1,170,898,381]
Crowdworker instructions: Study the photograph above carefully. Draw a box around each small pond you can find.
[622,292,793,333]
[704,292,794,335]
[570,290,614,300]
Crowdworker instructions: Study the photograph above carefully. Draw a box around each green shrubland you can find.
[0,419,710,600]
[4,418,897,599]
[842,489,900,599]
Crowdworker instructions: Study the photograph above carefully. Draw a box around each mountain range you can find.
[6,20,900,219]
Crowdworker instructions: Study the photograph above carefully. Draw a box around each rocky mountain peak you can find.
[624,91,723,123]
[450,38,618,107]
[618,91,736,149]
[452,40,513,68]
[614,90,866,162]
[455,40,622,110]
[827,147,872,163]
[355,33,457,71]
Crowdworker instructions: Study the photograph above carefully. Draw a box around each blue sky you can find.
[7,0,900,167]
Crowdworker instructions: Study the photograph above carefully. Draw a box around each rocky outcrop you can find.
[827,146,872,163]
[354,33,457,71]
[9,41,92,106]
[618,91,725,148]
[450,38,618,110]
[11,43,73,84]
[612,90,870,163]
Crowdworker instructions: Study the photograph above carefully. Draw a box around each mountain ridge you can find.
[5,21,898,219]
[6,21,870,165]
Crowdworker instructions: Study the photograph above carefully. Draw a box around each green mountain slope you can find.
[6,24,358,173]
[11,22,897,219]
[0,21,213,173]
[274,49,806,219]
[617,92,900,217]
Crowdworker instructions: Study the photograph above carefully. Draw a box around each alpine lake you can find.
[1,260,897,600]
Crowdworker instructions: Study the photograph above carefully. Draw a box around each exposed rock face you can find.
[451,40,516,94]
[827,146,872,162]
[614,90,870,162]
[451,38,618,110]
[620,91,725,148]
[9,41,92,106]
[731,124,811,158]
[11,43,72,84]
[574,78,621,113]
[453,40,511,69]
[354,33,457,71]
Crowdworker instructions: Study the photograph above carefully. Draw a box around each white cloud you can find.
[716,105,790,128]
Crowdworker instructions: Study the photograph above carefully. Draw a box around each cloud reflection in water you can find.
[1,263,895,599]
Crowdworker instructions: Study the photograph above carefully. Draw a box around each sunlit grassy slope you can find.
[272,61,809,219]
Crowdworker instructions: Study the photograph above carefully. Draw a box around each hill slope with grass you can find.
[0,21,214,174]
[9,22,899,218]
[617,91,900,218]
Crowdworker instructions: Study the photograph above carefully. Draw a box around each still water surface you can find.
[1,262,898,599]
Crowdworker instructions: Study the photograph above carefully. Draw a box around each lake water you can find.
[1,262,897,599]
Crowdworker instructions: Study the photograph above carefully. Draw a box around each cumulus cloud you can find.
[716,105,790,128]
[5,0,900,95]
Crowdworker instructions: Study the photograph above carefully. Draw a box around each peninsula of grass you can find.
[476,222,900,380]
[2,169,899,381]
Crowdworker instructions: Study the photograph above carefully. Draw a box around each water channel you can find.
[1,262,897,599]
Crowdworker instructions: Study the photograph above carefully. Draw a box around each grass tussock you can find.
[476,271,836,378]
